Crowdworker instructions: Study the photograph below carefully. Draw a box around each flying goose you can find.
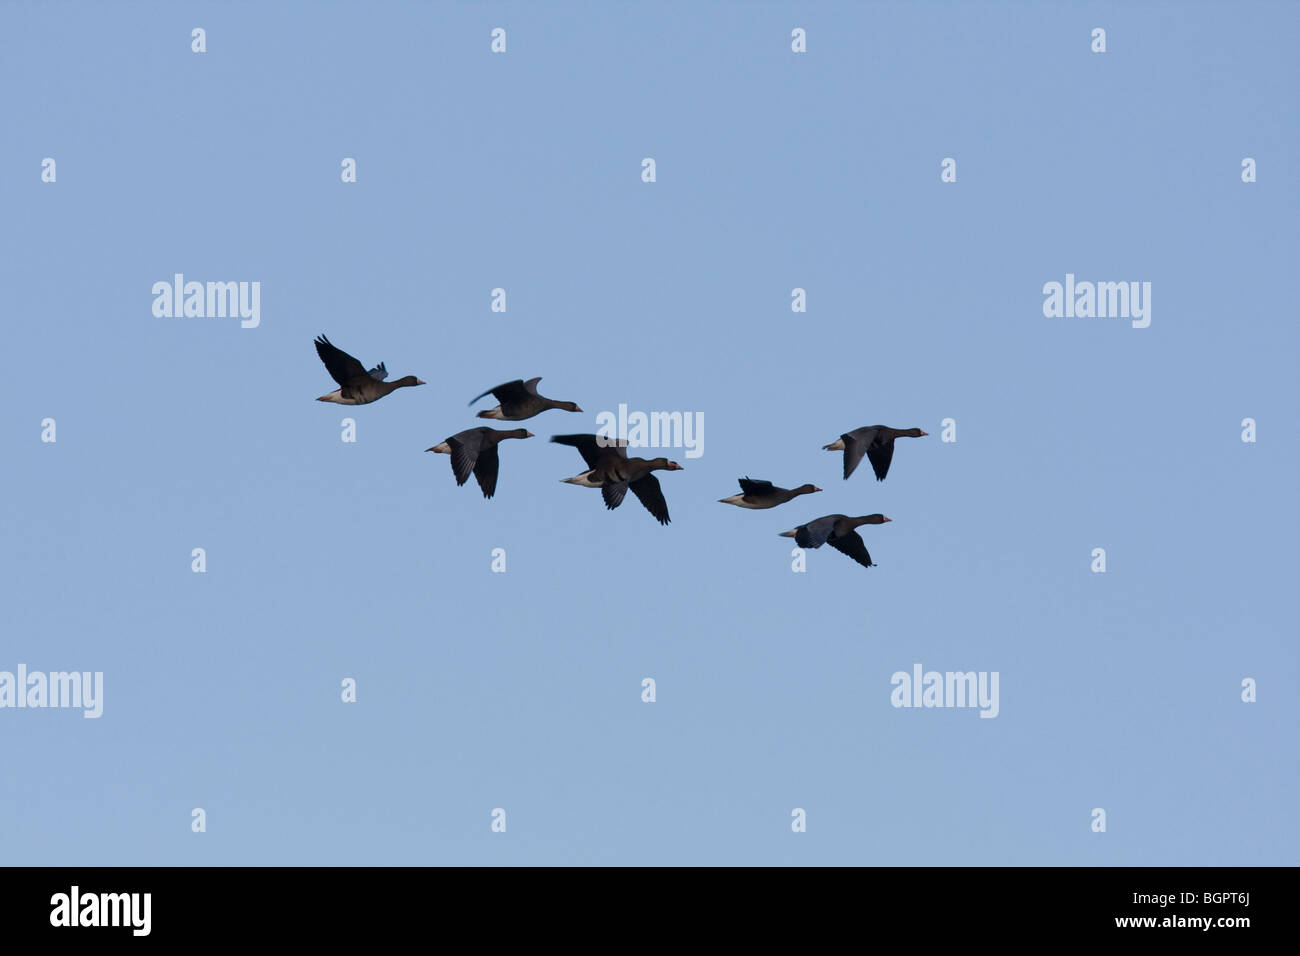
[427,427,533,499]
[779,514,891,569]
[470,378,582,421]
[314,335,425,405]
[719,477,821,509]
[825,426,928,481]
[551,433,682,525]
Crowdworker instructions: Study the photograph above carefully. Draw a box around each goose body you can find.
[824,425,927,481]
[314,335,425,405]
[551,433,681,525]
[719,477,820,509]
[778,513,891,569]
[427,427,533,499]
[470,378,582,421]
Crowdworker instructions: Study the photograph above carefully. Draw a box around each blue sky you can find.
[1,1,1296,865]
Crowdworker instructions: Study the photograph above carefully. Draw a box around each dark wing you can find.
[629,474,670,525]
[551,433,626,469]
[315,335,369,387]
[598,436,629,458]
[828,530,875,568]
[469,379,529,406]
[793,525,816,548]
[841,431,873,480]
[866,437,895,481]
[447,434,480,486]
[794,516,836,549]
[522,377,543,395]
[472,445,501,499]
[367,362,388,381]
[601,481,629,510]
[552,434,605,469]
[738,477,774,496]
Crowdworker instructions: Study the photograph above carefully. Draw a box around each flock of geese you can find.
[314,335,928,570]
